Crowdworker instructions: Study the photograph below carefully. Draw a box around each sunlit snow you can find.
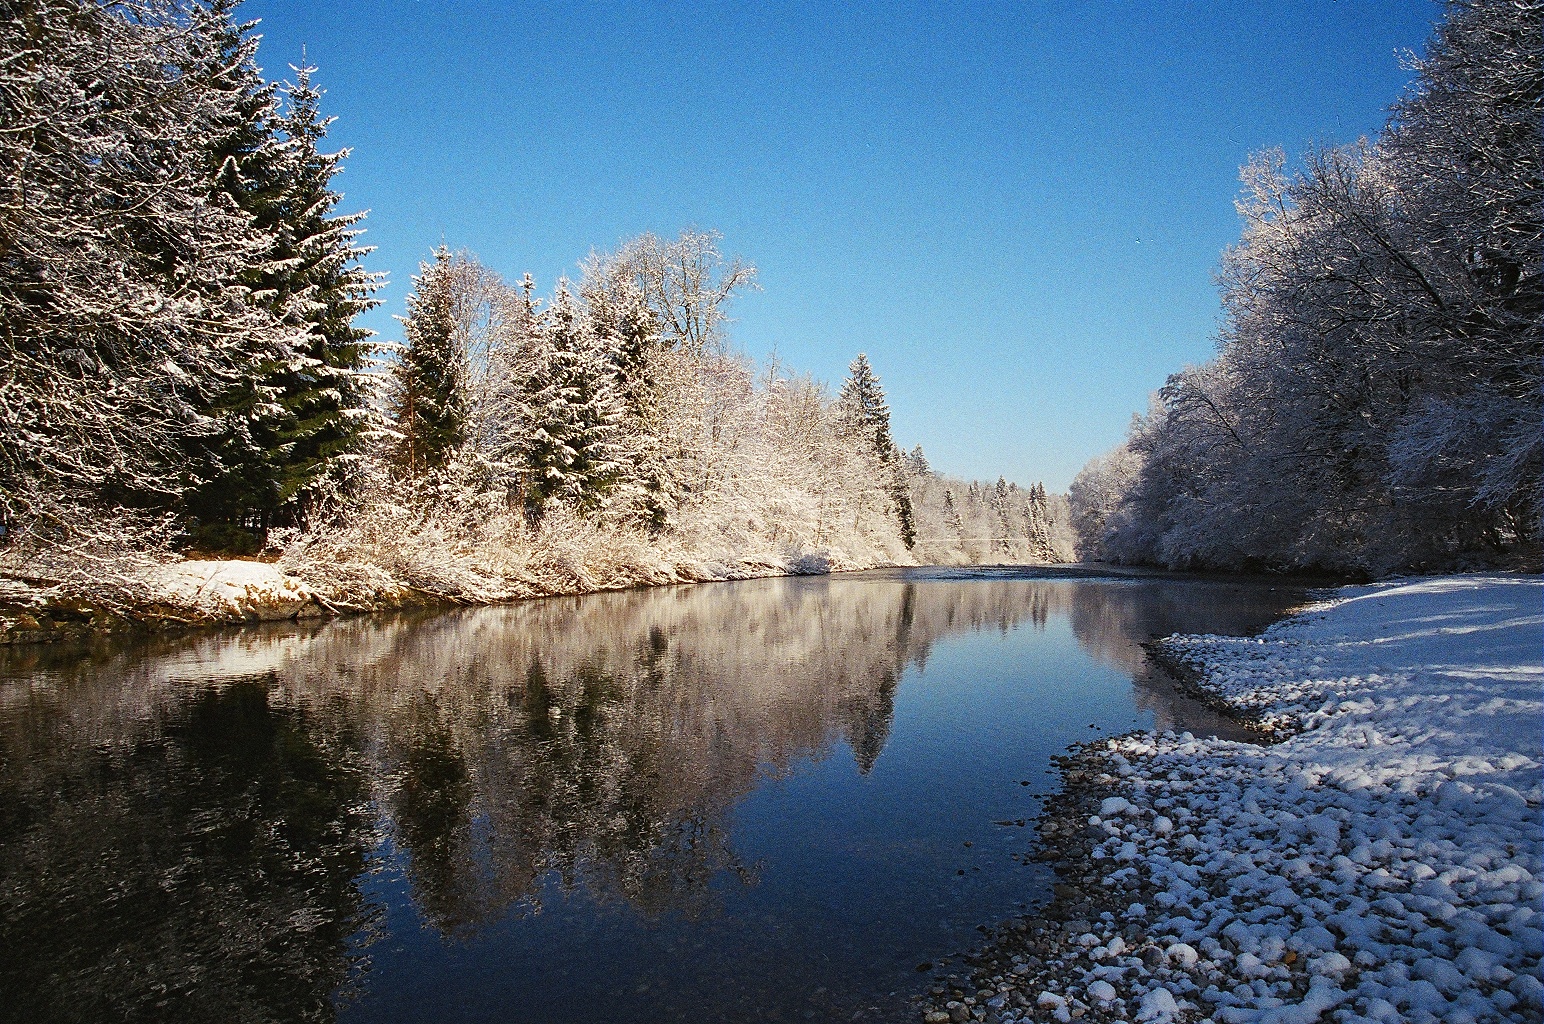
[1037,575,1543,1024]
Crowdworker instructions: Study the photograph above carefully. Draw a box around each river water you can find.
[0,567,1306,1023]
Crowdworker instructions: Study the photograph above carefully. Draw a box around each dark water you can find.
[0,567,1305,1024]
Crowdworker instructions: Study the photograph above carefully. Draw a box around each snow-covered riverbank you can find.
[0,544,868,644]
[931,574,1542,1024]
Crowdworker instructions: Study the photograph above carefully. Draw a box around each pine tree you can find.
[387,248,466,479]
[838,354,915,547]
[521,283,628,512]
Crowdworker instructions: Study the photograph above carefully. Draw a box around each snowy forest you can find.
[0,0,1068,618]
[1069,0,1541,576]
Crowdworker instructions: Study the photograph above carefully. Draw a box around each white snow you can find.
[143,559,319,621]
[1028,575,1543,1024]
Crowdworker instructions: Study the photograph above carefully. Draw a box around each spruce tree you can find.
[943,489,964,536]
[176,0,298,546]
[838,353,915,548]
[387,249,466,479]
[588,279,676,528]
[259,64,381,518]
[177,10,379,543]
[1025,482,1054,560]
[992,476,1012,553]
[521,284,627,513]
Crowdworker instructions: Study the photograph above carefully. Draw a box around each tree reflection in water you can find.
[0,570,1303,1022]
[0,677,372,1023]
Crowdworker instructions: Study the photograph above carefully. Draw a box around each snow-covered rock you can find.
[1020,575,1543,1024]
[145,559,322,622]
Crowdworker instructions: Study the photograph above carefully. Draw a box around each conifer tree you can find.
[838,354,915,547]
[943,489,964,536]
[1025,482,1054,560]
[387,249,466,479]
[176,0,298,545]
[579,258,679,529]
[521,283,628,512]
[179,16,381,541]
[0,0,294,535]
[991,477,1013,553]
[259,63,381,517]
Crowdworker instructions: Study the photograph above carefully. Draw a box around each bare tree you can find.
[581,228,758,357]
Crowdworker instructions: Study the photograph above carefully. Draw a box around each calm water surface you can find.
[0,567,1306,1023]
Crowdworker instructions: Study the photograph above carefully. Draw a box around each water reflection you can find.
[0,677,372,1024]
[0,570,1301,1023]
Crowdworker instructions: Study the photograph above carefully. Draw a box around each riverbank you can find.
[0,548,884,645]
[0,508,913,644]
[921,574,1543,1024]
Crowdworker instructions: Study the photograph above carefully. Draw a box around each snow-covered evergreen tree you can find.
[838,354,915,548]
[942,488,963,534]
[258,63,382,520]
[520,283,628,513]
[175,0,299,545]
[0,0,296,539]
[180,12,379,542]
[190,3,300,541]
[387,249,467,479]
[1025,482,1055,560]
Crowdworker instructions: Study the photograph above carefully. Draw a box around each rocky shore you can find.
[918,575,1543,1024]
[915,739,1191,1024]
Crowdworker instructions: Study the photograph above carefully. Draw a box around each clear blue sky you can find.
[243,0,1440,491]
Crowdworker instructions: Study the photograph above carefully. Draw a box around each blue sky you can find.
[243,0,1440,491]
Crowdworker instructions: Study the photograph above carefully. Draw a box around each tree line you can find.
[0,0,927,568]
[373,236,919,553]
[1069,0,1541,575]
[906,450,1076,565]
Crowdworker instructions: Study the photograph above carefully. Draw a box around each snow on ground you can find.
[1016,575,1542,1024]
[143,559,321,621]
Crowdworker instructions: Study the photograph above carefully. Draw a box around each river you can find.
[0,566,1307,1023]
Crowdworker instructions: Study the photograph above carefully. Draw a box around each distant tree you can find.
[942,489,964,536]
[1024,482,1055,560]
[838,354,915,548]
